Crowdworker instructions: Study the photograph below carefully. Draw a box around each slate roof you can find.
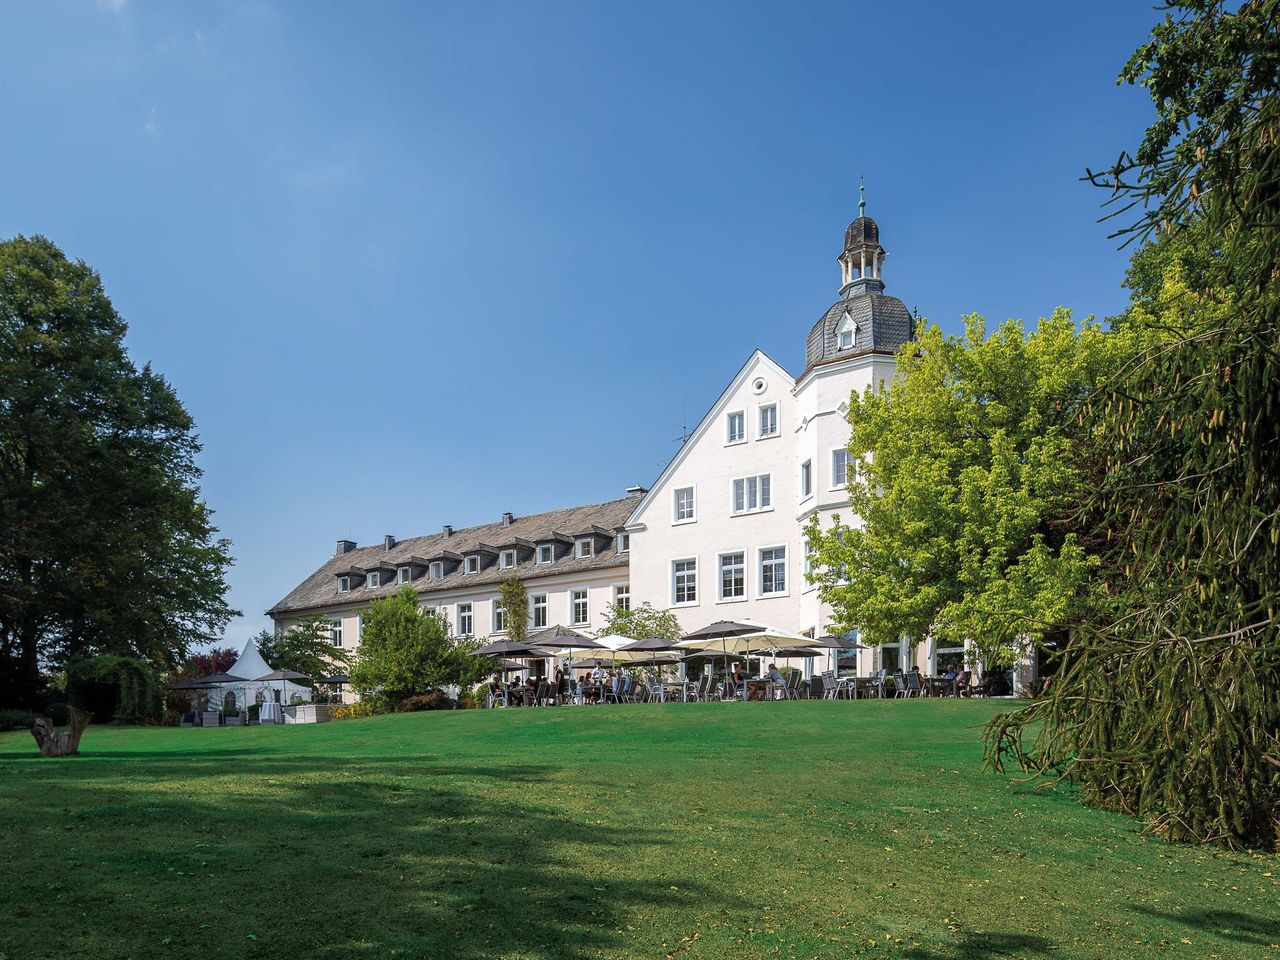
[267,493,639,617]
[803,286,914,375]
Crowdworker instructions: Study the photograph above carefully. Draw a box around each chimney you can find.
[442,524,453,537]
[626,485,648,495]
[336,539,356,556]
[501,512,515,526]
[384,534,396,551]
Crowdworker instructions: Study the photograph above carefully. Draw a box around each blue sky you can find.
[3,1,1164,649]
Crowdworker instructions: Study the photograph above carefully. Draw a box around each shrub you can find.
[331,702,376,721]
[0,709,34,731]
[66,655,161,724]
[398,690,453,712]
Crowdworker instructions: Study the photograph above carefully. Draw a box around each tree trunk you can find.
[31,708,90,757]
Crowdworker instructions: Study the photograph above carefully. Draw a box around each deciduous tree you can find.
[0,236,236,709]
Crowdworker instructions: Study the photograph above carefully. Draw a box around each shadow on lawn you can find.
[1131,905,1279,947]
[2,753,739,960]
[904,931,1056,959]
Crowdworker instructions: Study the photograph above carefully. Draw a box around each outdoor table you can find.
[259,701,283,724]
[856,677,883,699]
[929,677,957,697]
[744,678,771,701]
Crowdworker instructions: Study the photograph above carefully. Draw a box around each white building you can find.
[624,197,913,675]
[267,198,921,680]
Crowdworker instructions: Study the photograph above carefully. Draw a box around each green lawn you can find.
[1,700,1275,960]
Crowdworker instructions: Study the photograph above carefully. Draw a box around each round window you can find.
[752,377,767,395]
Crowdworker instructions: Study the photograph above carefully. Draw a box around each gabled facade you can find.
[626,191,914,674]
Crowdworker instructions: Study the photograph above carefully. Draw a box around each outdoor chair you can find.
[906,673,924,698]
[786,671,807,699]
[179,712,195,727]
[810,675,826,700]
[892,674,908,698]
[694,674,713,702]
[602,680,621,705]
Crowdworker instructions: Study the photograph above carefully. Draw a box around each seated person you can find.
[507,680,525,706]
[766,663,785,697]
[731,663,747,698]
[486,675,505,705]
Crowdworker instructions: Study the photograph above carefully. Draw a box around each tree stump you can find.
[31,708,91,757]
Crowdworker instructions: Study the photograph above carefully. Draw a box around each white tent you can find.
[213,641,311,710]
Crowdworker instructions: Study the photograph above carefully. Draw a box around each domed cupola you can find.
[803,180,915,375]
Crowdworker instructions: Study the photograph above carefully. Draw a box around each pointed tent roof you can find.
[229,640,273,683]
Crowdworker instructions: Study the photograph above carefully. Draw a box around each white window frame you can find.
[757,402,779,439]
[831,448,849,489]
[672,557,698,606]
[803,539,817,591]
[493,599,506,634]
[499,549,516,570]
[531,593,548,629]
[430,561,443,580]
[329,617,343,647]
[457,602,473,636]
[337,576,349,594]
[731,474,773,515]
[758,544,788,597]
[571,588,589,626]
[614,584,630,612]
[726,410,746,445]
[366,571,380,589]
[838,311,857,350]
[537,544,554,564]
[718,551,746,602]
[673,486,696,524]
[800,459,813,501]
[616,532,630,554]
[464,555,479,575]
[575,538,594,559]
[398,566,411,584]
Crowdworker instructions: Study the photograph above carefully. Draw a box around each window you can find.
[531,593,548,629]
[575,538,594,559]
[879,643,901,673]
[673,558,698,605]
[800,460,812,499]
[329,618,343,647]
[457,602,473,636]
[760,546,787,595]
[832,448,849,488]
[616,532,630,554]
[398,566,411,584]
[537,544,554,564]
[465,555,479,575]
[674,486,696,523]
[366,571,380,589]
[337,576,349,594]
[430,561,443,580]
[571,589,589,626]
[840,327,854,349]
[726,410,745,444]
[732,474,772,514]
[803,539,816,580]
[493,599,506,633]
[719,552,745,600]
[499,549,515,570]
[614,584,630,612]
[758,403,778,438]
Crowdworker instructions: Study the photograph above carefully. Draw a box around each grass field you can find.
[1,700,1276,960]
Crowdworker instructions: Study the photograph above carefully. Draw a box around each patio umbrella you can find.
[471,639,545,657]
[529,625,605,672]
[620,635,679,673]
[257,669,311,707]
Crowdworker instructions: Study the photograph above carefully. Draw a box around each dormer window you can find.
[499,549,516,570]
[337,576,350,594]
[366,571,381,589]
[575,538,594,559]
[617,532,630,554]
[537,544,554,564]
[397,566,411,584]
[464,556,479,575]
[838,310,857,350]
[430,561,443,580]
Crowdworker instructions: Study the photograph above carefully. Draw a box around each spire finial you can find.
[858,174,865,217]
